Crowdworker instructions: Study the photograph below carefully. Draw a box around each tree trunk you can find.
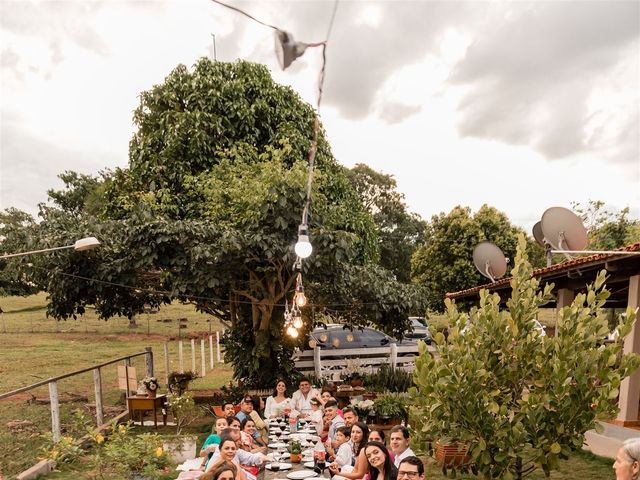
[515,456,522,480]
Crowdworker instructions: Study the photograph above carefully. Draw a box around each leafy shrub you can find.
[373,393,407,418]
[363,363,413,392]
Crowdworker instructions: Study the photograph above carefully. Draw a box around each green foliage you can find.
[347,164,426,282]
[411,235,640,479]
[363,363,414,393]
[572,199,640,250]
[411,205,544,312]
[92,422,171,478]
[373,392,408,418]
[0,208,40,296]
[167,393,199,435]
[288,439,302,454]
[39,434,83,465]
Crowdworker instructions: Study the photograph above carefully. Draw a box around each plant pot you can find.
[350,379,363,388]
[163,435,198,463]
[146,389,157,398]
[376,415,401,426]
[290,453,302,463]
[435,442,470,466]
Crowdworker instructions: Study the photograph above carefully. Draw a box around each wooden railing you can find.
[0,348,154,442]
[293,344,431,378]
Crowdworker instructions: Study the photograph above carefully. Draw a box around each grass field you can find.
[0,294,235,478]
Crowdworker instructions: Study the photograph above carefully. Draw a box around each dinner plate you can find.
[268,442,288,448]
[286,471,318,479]
[302,457,314,463]
[266,463,292,471]
[302,449,314,456]
[298,429,315,434]
[303,461,315,469]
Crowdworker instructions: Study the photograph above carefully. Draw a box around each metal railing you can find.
[0,347,154,442]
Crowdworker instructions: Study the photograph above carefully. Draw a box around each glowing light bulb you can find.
[287,325,299,338]
[295,236,312,259]
[294,292,307,308]
[293,316,303,329]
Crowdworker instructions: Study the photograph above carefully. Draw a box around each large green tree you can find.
[347,164,425,283]
[411,205,544,312]
[1,59,424,385]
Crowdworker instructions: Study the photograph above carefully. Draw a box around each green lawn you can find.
[0,294,234,478]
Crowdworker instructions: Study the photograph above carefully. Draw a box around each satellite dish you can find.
[541,207,588,252]
[473,241,508,282]
[532,221,546,247]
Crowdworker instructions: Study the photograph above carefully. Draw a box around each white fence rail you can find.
[294,344,428,378]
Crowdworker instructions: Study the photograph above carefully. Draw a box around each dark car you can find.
[403,317,433,344]
[307,324,417,350]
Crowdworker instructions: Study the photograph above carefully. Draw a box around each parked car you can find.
[307,324,414,350]
[404,317,433,344]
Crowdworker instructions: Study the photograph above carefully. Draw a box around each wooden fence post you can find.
[124,358,132,397]
[209,335,214,368]
[93,368,104,427]
[191,339,196,373]
[145,346,154,377]
[200,339,206,377]
[164,342,170,386]
[179,341,184,373]
[390,343,398,369]
[314,346,322,379]
[216,331,221,362]
[48,381,61,443]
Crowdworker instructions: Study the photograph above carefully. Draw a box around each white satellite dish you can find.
[541,207,588,260]
[532,221,546,247]
[473,241,508,282]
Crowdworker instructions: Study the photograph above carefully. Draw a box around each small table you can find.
[127,394,168,429]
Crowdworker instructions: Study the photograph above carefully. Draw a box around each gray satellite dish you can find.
[532,221,546,247]
[473,241,508,282]
[541,207,588,258]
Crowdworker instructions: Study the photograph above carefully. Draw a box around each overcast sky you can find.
[1,0,638,233]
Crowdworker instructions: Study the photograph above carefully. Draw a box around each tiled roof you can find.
[445,242,640,300]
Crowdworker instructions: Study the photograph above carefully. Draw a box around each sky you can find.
[1,0,638,233]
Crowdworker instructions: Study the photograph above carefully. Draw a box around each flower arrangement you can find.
[350,399,374,419]
[342,358,365,382]
[142,376,159,391]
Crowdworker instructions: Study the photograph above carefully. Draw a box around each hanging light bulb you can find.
[293,273,307,308]
[293,315,303,329]
[294,224,312,259]
[287,325,299,338]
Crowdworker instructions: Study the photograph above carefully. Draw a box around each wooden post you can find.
[145,346,154,377]
[163,342,170,386]
[201,338,206,377]
[48,381,61,443]
[179,341,184,373]
[209,335,214,368]
[93,368,104,426]
[124,358,131,397]
[314,346,322,379]
[216,331,221,362]
[191,339,196,372]
[390,343,398,369]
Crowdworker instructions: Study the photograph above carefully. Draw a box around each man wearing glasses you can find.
[397,456,425,480]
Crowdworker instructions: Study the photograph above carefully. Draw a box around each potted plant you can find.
[168,371,198,396]
[142,377,160,398]
[288,440,302,463]
[342,359,365,387]
[373,393,407,425]
[350,399,375,420]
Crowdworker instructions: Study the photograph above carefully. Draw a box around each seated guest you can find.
[327,426,352,464]
[200,417,229,466]
[292,378,320,417]
[223,402,236,418]
[308,398,324,433]
[397,457,425,480]
[342,407,359,427]
[264,379,292,418]
[205,431,268,480]
[201,461,237,480]
[236,396,268,443]
[389,426,415,468]
[365,441,397,480]
[240,417,266,450]
[325,400,345,445]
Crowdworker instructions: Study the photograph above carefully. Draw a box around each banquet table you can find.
[262,418,329,480]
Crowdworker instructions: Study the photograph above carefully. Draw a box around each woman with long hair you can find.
[365,441,397,480]
[264,379,292,418]
[351,422,370,459]
[240,417,266,450]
